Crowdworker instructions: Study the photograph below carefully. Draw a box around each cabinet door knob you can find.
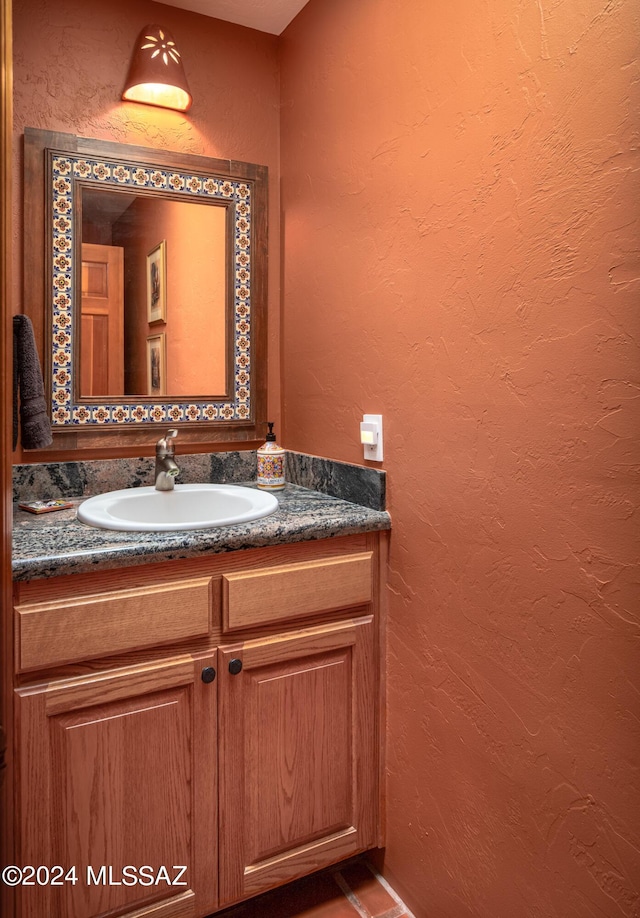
[201,666,216,684]
[228,658,243,675]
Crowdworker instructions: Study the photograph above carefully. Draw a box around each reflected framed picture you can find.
[146,333,166,396]
[147,240,167,323]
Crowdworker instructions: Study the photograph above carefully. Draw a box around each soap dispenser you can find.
[257,422,285,490]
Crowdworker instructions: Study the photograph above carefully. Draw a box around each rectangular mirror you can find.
[23,128,268,448]
[80,187,228,399]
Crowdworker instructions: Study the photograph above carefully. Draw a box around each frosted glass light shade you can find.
[122,25,192,112]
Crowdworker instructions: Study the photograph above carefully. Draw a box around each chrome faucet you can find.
[155,429,180,491]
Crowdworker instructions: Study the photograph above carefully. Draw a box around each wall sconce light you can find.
[122,24,192,112]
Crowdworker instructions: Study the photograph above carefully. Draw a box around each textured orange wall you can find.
[281,1,640,915]
[12,0,280,457]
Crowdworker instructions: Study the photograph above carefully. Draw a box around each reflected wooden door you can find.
[80,243,124,396]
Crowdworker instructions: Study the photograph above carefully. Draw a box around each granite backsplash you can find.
[13,450,386,512]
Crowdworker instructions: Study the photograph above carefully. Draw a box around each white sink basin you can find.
[77,483,279,532]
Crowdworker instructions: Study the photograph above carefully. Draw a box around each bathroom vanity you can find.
[12,127,391,917]
[11,463,390,918]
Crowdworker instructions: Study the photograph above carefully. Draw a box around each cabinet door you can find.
[16,653,218,918]
[218,616,378,907]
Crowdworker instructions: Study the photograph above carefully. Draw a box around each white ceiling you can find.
[154,0,310,35]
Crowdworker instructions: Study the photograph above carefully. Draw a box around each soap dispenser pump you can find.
[257,422,285,491]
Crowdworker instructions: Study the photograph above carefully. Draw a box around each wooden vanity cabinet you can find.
[12,534,385,918]
[16,654,218,918]
[217,615,377,907]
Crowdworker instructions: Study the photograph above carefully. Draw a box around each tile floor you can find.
[215,859,414,918]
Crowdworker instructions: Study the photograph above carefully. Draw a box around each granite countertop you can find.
[13,453,390,581]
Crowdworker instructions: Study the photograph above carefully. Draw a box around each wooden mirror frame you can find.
[23,128,268,451]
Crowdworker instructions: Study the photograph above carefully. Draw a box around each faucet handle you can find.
[156,428,178,454]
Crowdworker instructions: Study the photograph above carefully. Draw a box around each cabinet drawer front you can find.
[222,552,372,630]
[17,578,212,671]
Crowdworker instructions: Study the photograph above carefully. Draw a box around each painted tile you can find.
[49,153,252,427]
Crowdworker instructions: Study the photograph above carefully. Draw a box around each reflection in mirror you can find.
[80,188,228,399]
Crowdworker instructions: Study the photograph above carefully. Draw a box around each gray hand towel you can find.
[13,315,53,450]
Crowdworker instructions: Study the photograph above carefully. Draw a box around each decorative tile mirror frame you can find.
[23,128,268,450]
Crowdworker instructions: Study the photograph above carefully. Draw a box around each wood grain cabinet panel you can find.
[15,654,218,918]
[16,577,212,672]
[217,616,378,907]
[222,552,373,630]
